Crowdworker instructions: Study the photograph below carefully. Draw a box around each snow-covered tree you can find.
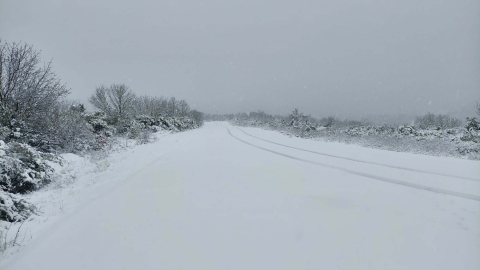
[89,84,136,125]
[134,95,168,118]
[167,97,177,117]
[0,40,69,127]
[177,100,190,117]
[415,113,461,130]
[189,110,204,126]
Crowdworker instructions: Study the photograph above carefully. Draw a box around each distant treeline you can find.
[206,109,470,130]
[210,106,480,159]
[0,40,203,153]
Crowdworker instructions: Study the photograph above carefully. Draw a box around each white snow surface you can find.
[1,122,479,270]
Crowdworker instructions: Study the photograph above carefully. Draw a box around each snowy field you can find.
[1,122,479,270]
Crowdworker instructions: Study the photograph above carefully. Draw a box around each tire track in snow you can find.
[226,127,480,202]
[236,127,480,182]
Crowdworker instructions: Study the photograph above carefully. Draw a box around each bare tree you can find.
[167,97,177,117]
[133,95,149,116]
[89,83,136,124]
[134,95,168,117]
[0,40,69,125]
[88,85,113,118]
[177,99,190,117]
[415,113,461,130]
[321,116,336,127]
[109,84,135,120]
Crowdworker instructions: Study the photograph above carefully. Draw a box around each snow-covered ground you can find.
[1,122,479,269]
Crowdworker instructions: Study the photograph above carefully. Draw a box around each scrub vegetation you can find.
[0,40,203,224]
[207,106,480,159]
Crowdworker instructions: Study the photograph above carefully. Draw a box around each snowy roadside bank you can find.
[232,119,480,160]
[0,128,199,263]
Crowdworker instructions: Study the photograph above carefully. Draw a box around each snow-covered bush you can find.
[0,191,36,222]
[85,112,116,136]
[0,141,59,194]
[137,129,153,144]
[126,120,144,139]
[189,110,204,126]
[231,109,480,160]
[398,125,417,136]
[461,117,480,143]
[0,126,9,141]
[465,117,480,132]
[51,103,94,152]
[1,102,95,153]
[135,115,160,127]
[172,116,197,131]
[35,102,94,153]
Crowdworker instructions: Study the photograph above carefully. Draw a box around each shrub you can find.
[0,191,36,222]
[0,141,59,194]
[461,117,480,143]
[231,108,480,160]
[415,113,462,130]
[85,112,116,136]
[465,117,480,132]
[189,110,204,126]
[137,129,153,145]
[398,125,417,136]
[127,120,144,139]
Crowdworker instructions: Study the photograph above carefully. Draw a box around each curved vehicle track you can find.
[235,127,480,182]
[226,127,480,201]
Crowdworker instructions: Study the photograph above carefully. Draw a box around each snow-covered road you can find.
[3,122,480,270]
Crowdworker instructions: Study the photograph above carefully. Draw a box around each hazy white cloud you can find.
[1,0,479,118]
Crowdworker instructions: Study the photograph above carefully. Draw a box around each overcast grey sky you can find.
[1,0,479,119]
